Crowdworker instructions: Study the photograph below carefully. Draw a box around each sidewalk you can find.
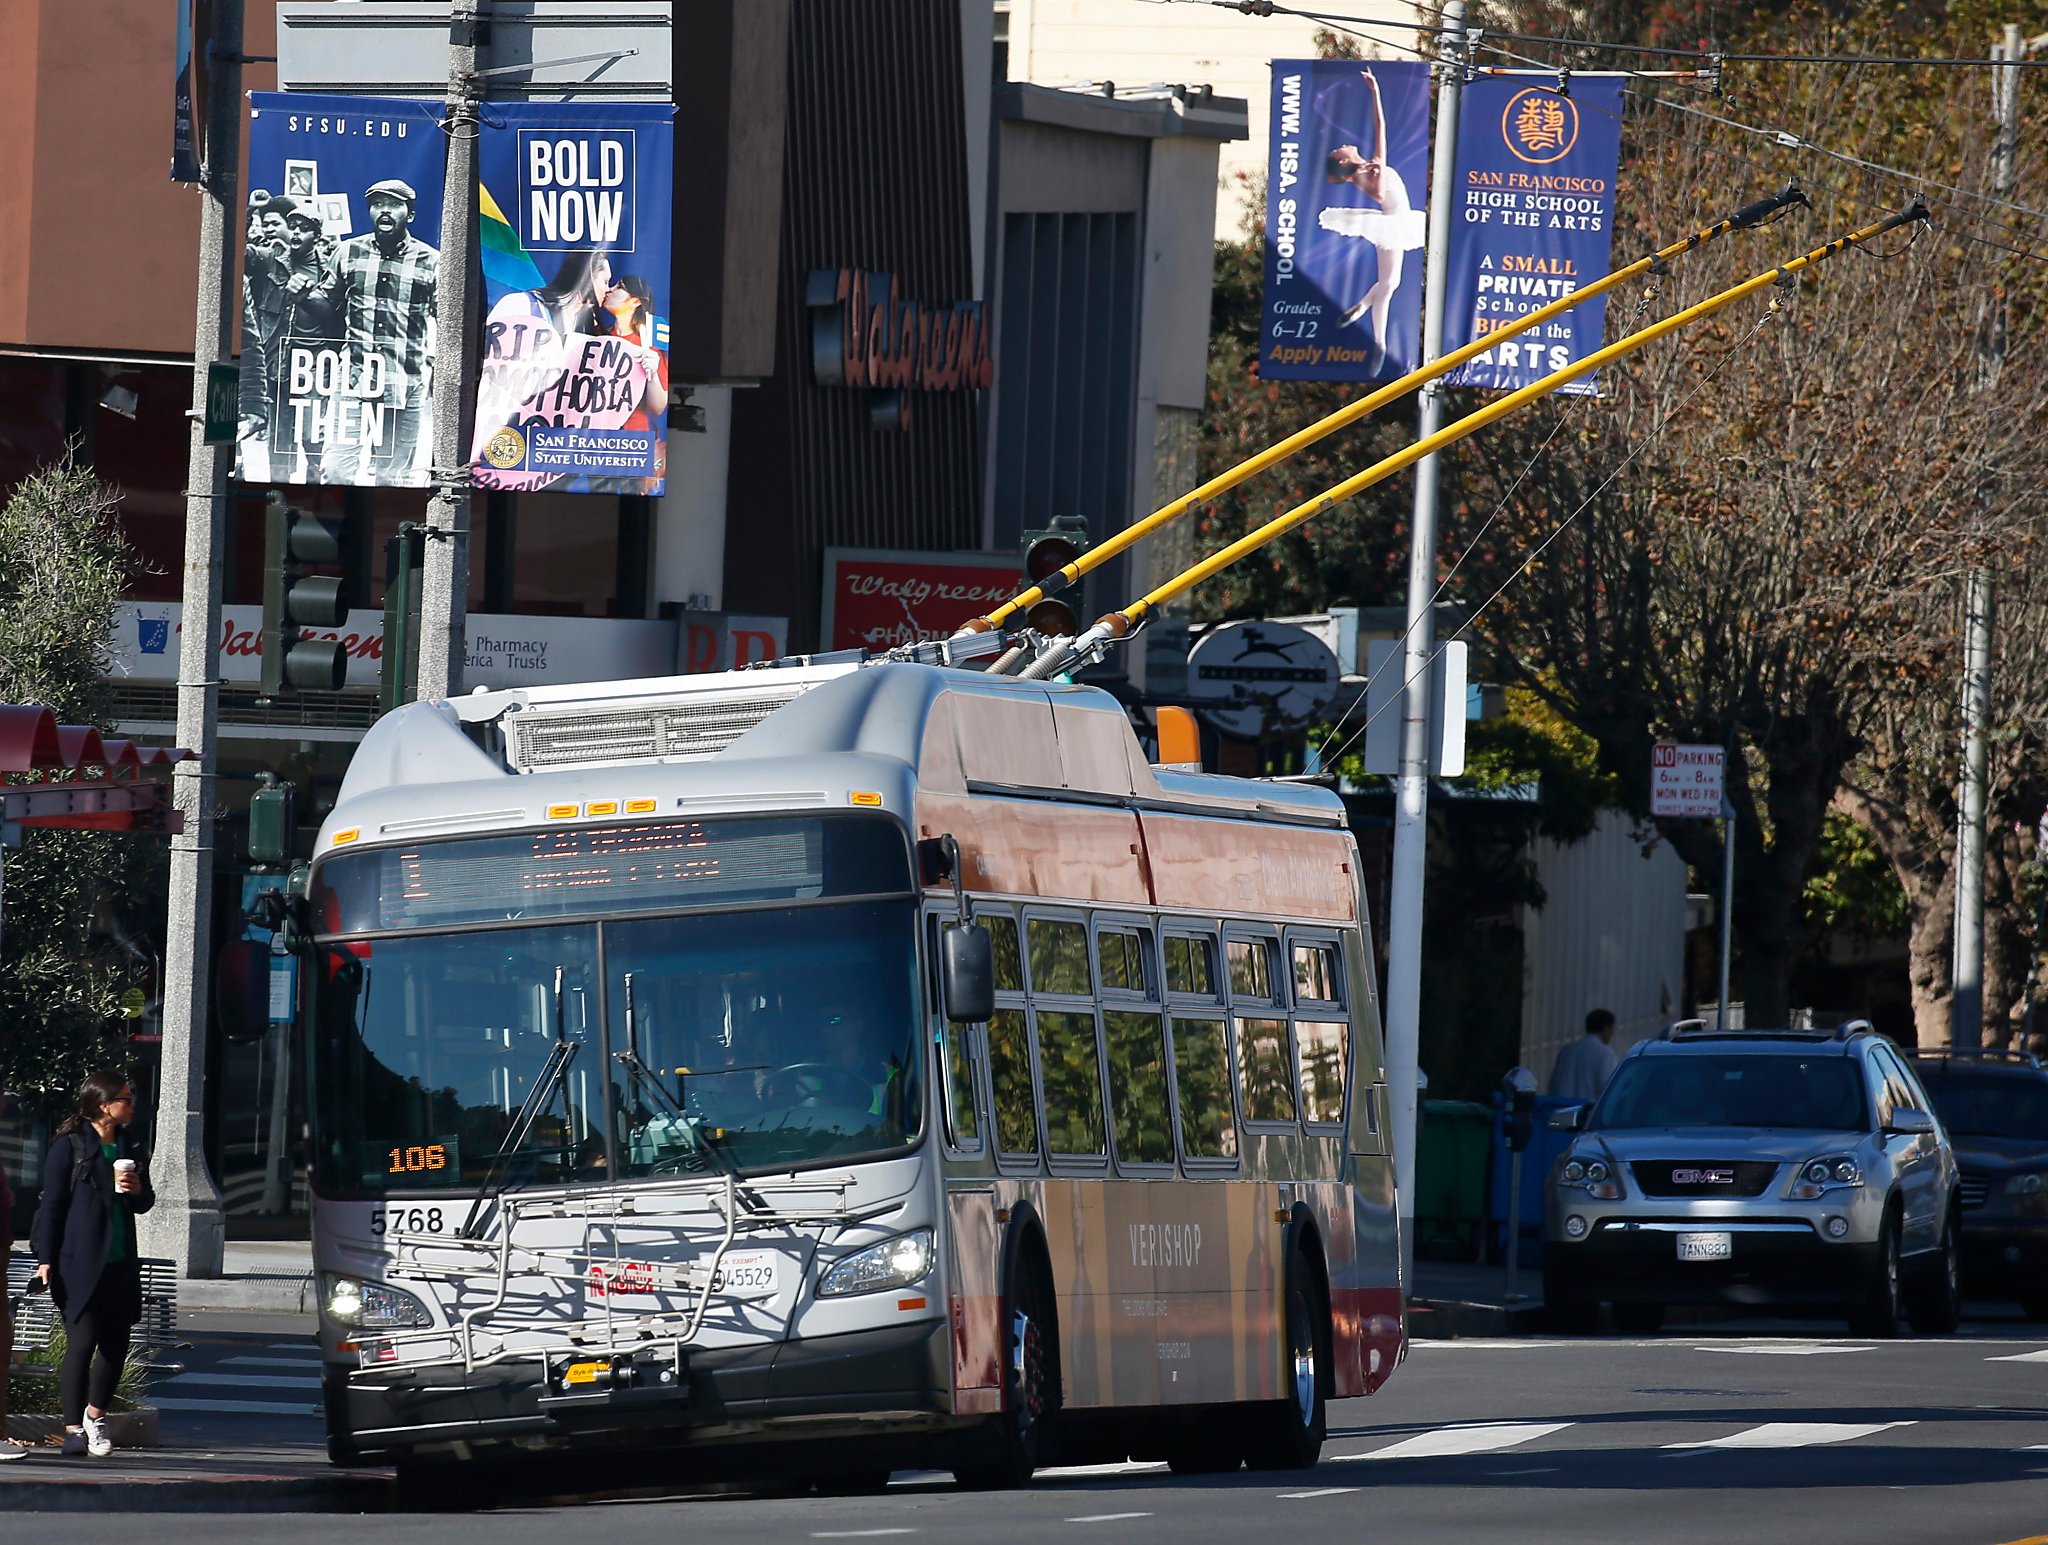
[177,1238,317,1314]
[0,1444,390,1513]
[1409,1255,1550,1338]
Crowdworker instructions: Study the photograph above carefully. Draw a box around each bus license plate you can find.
[1676,1232,1732,1261]
[710,1250,780,1299]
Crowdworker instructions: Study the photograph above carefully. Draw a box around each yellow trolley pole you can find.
[960,184,1810,644]
[1021,200,1928,680]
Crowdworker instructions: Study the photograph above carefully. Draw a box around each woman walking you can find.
[31,1071,154,1458]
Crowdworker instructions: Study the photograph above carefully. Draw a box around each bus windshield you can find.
[310,900,921,1195]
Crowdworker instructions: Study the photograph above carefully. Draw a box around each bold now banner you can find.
[1260,60,1431,384]
[1442,77,1624,395]
[470,102,676,495]
[239,93,447,489]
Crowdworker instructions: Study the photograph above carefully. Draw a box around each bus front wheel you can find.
[1243,1248,1330,1471]
[954,1248,1059,1490]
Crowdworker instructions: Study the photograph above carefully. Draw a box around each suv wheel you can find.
[1848,1207,1905,1338]
[1543,1268,1599,1334]
[1905,1206,1961,1335]
[1612,1302,1666,1335]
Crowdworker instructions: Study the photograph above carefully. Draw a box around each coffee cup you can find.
[114,1158,138,1190]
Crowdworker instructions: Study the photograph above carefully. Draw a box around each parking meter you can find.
[1501,1066,1538,1302]
[1504,1066,1538,1153]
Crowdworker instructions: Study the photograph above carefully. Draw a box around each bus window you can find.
[1097,927,1152,996]
[1035,1009,1106,1156]
[1296,1020,1348,1126]
[1171,1016,1238,1160]
[939,1023,981,1147]
[1105,1010,1173,1165]
[1292,942,1342,1006]
[984,912,1023,992]
[989,1007,1039,1156]
[1165,934,1217,999]
[1228,938,1276,1003]
[1237,1016,1297,1123]
[1028,918,1091,996]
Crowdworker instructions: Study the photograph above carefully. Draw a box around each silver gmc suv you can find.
[1542,1023,1960,1336]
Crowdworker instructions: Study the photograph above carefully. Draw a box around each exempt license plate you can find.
[710,1249,780,1299]
[1676,1232,1733,1261]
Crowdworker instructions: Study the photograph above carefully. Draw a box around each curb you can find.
[1408,1295,1549,1338]
[0,1473,391,1514]
[176,1276,317,1314]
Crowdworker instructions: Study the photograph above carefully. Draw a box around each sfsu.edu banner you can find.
[470,102,676,496]
[1261,60,1432,384]
[238,93,447,489]
[1442,78,1624,395]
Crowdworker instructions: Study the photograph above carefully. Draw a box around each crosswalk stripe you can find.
[1280,1487,1359,1499]
[151,1397,322,1415]
[1664,1421,1914,1451]
[1334,1422,1572,1461]
[161,1373,316,1390]
[1692,1343,1874,1356]
[1987,1350,2048,1363]
[223,1355,323,1369]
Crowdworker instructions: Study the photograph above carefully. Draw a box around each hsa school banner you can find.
[470,102,676,496]
[1261,60,1431,384]
[238,93,447,489]
[1443,78,1624,395]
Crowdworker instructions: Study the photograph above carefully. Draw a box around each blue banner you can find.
[470,102,676,496]
[1261,60,1431,384]
[1442,78,1624,395]
[237,92,448,488]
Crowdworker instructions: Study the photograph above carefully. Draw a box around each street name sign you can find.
[1651,741,1725,818]
[202,362,239,444]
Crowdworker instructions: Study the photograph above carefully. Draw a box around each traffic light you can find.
[380,522,427,714]
[259,492,356,696]
[1021,513,1092,636]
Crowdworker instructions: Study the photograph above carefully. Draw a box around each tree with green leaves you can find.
[0,456,159,1105]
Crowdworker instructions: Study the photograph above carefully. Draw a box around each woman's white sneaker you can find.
[82,1413,113,1457]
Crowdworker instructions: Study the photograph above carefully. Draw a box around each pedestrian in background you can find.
[31,1070,154,1459]
[1551,1007,1619,1102]
[0,1095,25,1463]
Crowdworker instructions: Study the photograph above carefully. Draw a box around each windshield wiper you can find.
[460,965,580,1240]
[614,972,763,1200]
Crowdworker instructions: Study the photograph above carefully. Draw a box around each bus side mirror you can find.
[941,925,995,1024]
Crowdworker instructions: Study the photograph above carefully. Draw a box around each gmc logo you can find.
[1672,1167,1735,1185]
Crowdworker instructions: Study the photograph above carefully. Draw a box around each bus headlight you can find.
[322,1273,432,1329]
[817,1229,935,1298]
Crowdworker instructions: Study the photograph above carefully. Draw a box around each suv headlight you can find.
[1789,1155,1863,1200]
[2004,1173,2048,1215]
[817,1229,935,1298]
[2006,1173,2047,1196]
[322,1273,432,1329]
[1559,1154,1622,1201]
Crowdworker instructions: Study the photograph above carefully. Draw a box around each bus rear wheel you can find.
[954,1249,1059,1490]
[1243,1249,1329,1471]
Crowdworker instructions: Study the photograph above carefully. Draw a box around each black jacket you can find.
[31,1128,155,1325]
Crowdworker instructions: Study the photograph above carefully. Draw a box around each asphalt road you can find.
[137,1311,2048,1542]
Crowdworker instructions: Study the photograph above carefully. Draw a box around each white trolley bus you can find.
[292,661,1404,1486]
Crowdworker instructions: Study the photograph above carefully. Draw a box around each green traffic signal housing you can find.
[260,491,355,696]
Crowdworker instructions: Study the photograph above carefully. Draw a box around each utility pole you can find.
[416,0,489,699]
[1953,22,2024,1049]
[1384,0,1465,1280]
[145,0,243,1278]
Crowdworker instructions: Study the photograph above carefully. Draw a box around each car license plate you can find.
[1676,1232,1732,1261]
[710,1249,780,1299]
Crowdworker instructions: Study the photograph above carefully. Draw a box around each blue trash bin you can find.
[1486,1093,1584,1264]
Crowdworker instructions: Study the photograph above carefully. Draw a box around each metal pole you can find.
[1385,0,1465,1283]
[1953,23,2020,1051]
[415,0,488,699]
[1718,795,1735,1031]
[144,0,243,1278]
[1504,1148,1524,1301]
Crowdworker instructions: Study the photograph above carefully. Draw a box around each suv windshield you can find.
[1593,1054,1868,1131]
[1919,1075,2048,1141]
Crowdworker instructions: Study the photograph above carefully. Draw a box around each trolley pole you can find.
[1385,0,1465,1281]
[147,0,244,1279]
[416,0,489,699]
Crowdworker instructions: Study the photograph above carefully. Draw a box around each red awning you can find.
[0,704,190,775]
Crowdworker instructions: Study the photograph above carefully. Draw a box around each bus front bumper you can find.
[327,1319,951,1460]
